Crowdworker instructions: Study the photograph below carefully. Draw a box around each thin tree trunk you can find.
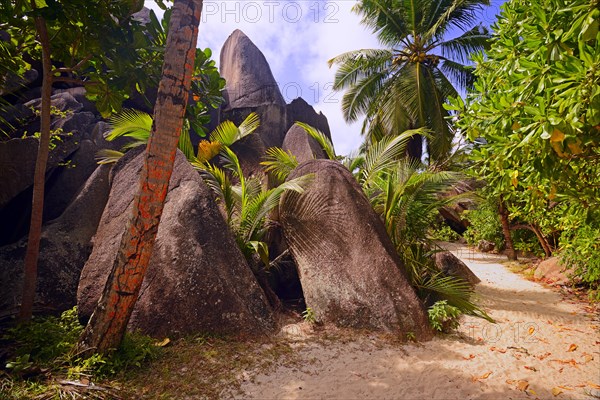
[532,224,552,258]
[498,196,517,261]
[19,12,52,323]
[75,0,202,355]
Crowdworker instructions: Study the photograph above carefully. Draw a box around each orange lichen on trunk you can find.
[75,0,203,356]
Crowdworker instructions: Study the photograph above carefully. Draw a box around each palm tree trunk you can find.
[19,12,52,323]
[498,196,517,260]
[75,0,202,356]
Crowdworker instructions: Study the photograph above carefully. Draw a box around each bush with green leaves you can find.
[428,221,461,242]
[463,200,503,250]
[3,307,159,381]
[560,221,600,300]
[428,300,462,332]
[450,0,599,262]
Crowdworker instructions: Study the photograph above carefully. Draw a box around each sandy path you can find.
[237,245,600,400]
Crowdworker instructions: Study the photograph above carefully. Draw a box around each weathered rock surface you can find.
[434,251,480,287]
[280,160,431,337]
[0,134,80,211]
[282,124,327,163]
[220,29,285,109]
[0,164,111,318]
[77,149,276,337]
[286,97,330,138]
[534,257,570,285]
[478,240,495,253]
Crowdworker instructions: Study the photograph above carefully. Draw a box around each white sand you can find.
[237,245,600,400]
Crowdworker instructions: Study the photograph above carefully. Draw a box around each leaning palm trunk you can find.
[75,0,202,356]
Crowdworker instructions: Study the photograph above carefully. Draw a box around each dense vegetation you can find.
[450,0,599,296]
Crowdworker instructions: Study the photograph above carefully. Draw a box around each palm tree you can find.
[329,0,490,162]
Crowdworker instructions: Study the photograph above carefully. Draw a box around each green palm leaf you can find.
[294,122,337,160]
[261,147,299,182]
[210,112,259,146]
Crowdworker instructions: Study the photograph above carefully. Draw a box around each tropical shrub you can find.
[3,307,158,380]
[428,300,462,332]
[560,221,600,299]
[463,199,503,250]
[450,0,600,259]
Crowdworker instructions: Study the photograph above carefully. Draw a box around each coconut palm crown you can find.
[329,0,490,162]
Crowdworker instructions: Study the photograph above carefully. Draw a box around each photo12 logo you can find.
[202,1,340,24]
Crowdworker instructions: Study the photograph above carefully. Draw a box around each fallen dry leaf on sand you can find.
[581,353,594,363]
[462,354,475,360]
[490,346,507,353]
[472,371,492,382]
[587,382,600,390]
[558,385,573,390]
[516,380,529,391]
[524,366,538,371]
[567,344,578,352]
[552,387,563,396]
[537,352,552,360]
[551,359,579,368]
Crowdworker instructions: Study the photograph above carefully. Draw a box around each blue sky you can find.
[146,0,505,156]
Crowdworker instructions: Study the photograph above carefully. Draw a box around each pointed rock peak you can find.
[220,29,285,109]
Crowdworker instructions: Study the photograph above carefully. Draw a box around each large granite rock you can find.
[286,97,331,138]
[434,251,480,287]
[282,124,327,163]
[220,29,285,109]
[0,110,101,245]
[280,160,431,338]
[534,257,570,285]
[0,164,111,318]
[77,149,276,337]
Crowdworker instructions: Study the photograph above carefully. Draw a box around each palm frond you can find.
[261,147,299,182]
[177,124,196,161]
[106,109,152,142]
[294,122,337,160]
[95,149,125,164]
[360,129,426,186]
[210,112,259,146]
[420,274,493,321]
[438,24,490,64]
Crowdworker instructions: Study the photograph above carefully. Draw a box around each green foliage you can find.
[194,115,312,271]
[512,229,544,257]
[3,307,159,381]
[295,122,338,160]
[560,221,600,299]
[463,199,503,249]
[0,2,224,122]
[302,307,316,324]
[428,222,461,242]
[330,0,491,161]
[428,300,462,332]
[5,307,83,365]
[261,147,299,183]
[451,0,600,263]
